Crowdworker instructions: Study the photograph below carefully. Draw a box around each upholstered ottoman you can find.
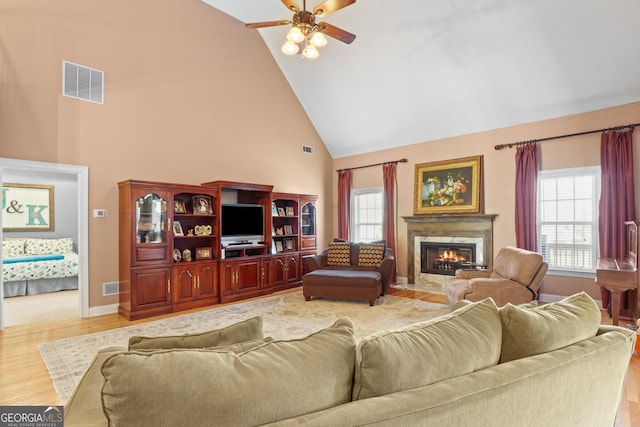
[303,269,382,306]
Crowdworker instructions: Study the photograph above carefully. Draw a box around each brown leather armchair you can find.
[445,246,548,308]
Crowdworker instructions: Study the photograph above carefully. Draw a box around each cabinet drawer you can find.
[301,236,316,251]
[136,245,168,263]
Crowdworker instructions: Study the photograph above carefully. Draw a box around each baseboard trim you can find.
[539,292,603,309]
[88,303,118,317]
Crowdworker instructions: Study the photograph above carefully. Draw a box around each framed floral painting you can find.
[413,155,483,215]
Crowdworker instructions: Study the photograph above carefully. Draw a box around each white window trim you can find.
[537,166,600,275]
[351,187,383,243]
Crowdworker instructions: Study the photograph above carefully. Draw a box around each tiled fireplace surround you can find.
[403,214,497,290]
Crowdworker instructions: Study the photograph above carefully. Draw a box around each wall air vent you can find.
[102,281,119,296]
[63,60,104,104]
[302,145,315,155]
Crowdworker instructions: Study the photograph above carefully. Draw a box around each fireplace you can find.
[420,242,476,276]
[403,214,497,287]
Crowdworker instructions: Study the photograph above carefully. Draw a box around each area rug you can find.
[39,290,448,403]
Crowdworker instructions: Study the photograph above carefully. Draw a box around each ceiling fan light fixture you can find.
[286,26,305,43]
[282,40,300,55]
[302,44,319,59]
[309,32,327,47]
[245,0,357,59]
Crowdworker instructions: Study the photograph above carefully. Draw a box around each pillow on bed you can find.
[25,238,75,255]
[2,240,25,258]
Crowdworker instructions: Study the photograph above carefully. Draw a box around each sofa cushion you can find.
[357,243,385,267]
[499,292,601,363]
[2,239,25,258]
[128,316,264,350]
[451,299,538,312]
[304,269,381,288]
[101,318,357,427]
[326,241,351,266]
[352,298,502,400]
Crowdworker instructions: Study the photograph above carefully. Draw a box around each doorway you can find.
[0,158,88,330]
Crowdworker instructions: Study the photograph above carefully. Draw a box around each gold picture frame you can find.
[413,155,482,215]
[195,247,212,260]
[192,195,213,215]
[174,200,186,214]
[2,183,55,232]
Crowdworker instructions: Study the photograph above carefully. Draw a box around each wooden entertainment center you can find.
[118,179,317,320]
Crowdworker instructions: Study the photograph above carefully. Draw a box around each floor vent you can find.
[103,281,119,296]
[302,145,315,155]
[63,60,104,104]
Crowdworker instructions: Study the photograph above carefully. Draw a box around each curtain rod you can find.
[336,158,408,173]
[494,123,640,151]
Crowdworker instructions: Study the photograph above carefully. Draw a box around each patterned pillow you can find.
[326,242,351,266]
[358,243,385,267]
[25,238,75,255]
[2,240,25,258]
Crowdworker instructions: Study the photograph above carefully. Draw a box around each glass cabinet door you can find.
[301,202,316,236]
[136,193,167,244]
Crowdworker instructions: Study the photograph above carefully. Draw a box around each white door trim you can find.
[0,157,89,330]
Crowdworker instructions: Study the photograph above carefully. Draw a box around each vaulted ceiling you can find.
[203,0,640,158]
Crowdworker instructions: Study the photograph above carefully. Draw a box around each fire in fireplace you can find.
[421,242,476,276]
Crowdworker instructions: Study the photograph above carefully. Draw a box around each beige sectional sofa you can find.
[64,292,634,427]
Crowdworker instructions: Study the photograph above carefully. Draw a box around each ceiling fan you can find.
[245,0,356,58]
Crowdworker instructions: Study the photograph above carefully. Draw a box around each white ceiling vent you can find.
[63,60,104,104]
[302,145,315,155]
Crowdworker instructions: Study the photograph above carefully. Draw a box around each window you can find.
[537,166,600,274]
[351,188,383,243]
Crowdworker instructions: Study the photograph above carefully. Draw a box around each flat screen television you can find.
[221,203,265,245]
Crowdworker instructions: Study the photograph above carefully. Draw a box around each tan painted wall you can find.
[333,102,640,300]
[2,1,638,308]
[0,0,333,308]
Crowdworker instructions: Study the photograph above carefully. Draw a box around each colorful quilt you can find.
[2,238,79,283]
[2,252,78,282]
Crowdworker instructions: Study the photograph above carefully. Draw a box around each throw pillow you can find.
[357,243,385,267]
[2,240,25,258]
[102,318,357,427]
[499,292,601,363]
[352,298,502,400]
[25,238,74,255]
[326,241,351,266]
[128,316,264,350]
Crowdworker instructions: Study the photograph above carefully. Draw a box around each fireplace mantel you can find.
[402,214,497,284]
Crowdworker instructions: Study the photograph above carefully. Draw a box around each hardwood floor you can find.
[0,287,638,427]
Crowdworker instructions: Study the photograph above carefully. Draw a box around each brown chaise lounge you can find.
[303,241,395,306]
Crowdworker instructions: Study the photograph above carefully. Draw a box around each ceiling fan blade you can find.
[281,0,301,12]
[245,20,291,29]
[318,22,356,44]
[313,0,355,17]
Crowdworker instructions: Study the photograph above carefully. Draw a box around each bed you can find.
[2,238,79,297]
